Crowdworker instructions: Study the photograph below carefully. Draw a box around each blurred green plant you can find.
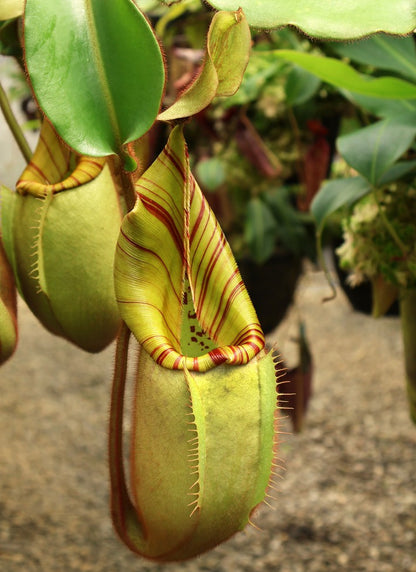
[308,34,416,424]
[192,28,340,265]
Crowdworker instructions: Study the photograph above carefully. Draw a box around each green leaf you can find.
[337,119,416,185]
[311,175,371,299]
[263,187,309,254]
[24,0,165,157]
[343,93,416,119]
[0,0,23,20]
[378,160,416,186]
[330,35,416,83]
[195,157,226,192]
[273,50,416,100]
[205,0,416,38]
[311,176,371,231]
[244,197,276,264]
[285,65,321,106]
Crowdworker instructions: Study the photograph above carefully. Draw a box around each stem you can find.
[108,323,145,552]
[119,166,138,212]
[118,140,151,212]
[0,81,32,164]
[399,288,416,425]
[109,323,131,529]
[372,187,408,258]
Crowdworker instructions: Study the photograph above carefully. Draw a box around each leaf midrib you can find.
[84,0,121,153]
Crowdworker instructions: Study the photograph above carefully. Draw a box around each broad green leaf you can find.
[0,0,23,20]
[205,0,416,39]
[330,35,416,83]
[311,176,371,231]
[343,93,416,119]
[158,10,251,121]
[311,175,371,299]
[244,197,276,264]
[337,119,416,185]
[114,125,265,371]
[273,50,416,100]
[285,65,321,106]
[378,160,416,186]
[24,0,165,157]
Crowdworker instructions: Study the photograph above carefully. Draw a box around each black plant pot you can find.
[238,252,303,335]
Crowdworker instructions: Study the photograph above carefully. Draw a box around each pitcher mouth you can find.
[117,268,265,372]
[142,326,265,372]
[16,121,105,198]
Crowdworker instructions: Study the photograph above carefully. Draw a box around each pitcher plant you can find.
[1,0,416,562]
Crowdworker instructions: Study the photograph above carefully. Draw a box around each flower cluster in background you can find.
[337,183,416,290]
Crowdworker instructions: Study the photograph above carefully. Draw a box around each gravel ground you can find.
[1,267,415,572]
